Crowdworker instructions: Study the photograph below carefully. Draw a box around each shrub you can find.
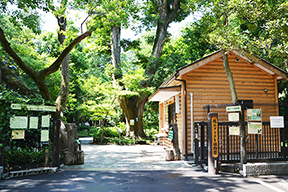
[6,146,52,171]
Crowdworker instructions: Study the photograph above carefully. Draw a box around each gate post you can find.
[208,113,219,174]
[52,119,60,168]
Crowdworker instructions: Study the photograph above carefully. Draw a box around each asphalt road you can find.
[0,143,287,192]
[0,169,280,192]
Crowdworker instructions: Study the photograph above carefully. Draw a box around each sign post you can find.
[208,113,219,174]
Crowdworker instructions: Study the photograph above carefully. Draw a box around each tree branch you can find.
[0,27,37,79]
[0,60,35,97]
[39,30,92,78]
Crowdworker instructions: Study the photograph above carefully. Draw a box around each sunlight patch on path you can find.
[62,144,191,171]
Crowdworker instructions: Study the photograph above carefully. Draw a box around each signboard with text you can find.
[226,106,241,112]
[211,116,219,158]
[247,109,262,121]
[270,116,284,128]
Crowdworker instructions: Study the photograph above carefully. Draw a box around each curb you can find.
[2,167,58,179]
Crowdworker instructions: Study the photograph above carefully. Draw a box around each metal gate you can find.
[194,121,288,165]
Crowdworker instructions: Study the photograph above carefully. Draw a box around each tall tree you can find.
[118,0,191,137]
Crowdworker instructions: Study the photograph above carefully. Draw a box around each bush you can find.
[93,124,135,145]
[144,128,158,138]
[6,146,52,171]
[77,126,100,137]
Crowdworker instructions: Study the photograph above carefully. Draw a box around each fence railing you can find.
[194,121,288,164]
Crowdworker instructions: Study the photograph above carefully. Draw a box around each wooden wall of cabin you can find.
[183,52,280,154]
[157,96,186,154]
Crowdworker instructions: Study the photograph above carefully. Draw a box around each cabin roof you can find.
[149,50,287,102]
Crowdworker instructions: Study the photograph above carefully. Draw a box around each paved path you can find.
[1,144,288,192]
[63,144,192,170]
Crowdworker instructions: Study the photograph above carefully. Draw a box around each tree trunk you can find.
[222,49,246,166]
[222,50,238,104]
[55,14,71,155]
[118,95,147,138]
[111,24,122,80]
[172,124,181,160]
[114,0,181,137]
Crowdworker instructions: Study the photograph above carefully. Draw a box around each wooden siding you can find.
[157,52,282,155]
[185,52,278,123]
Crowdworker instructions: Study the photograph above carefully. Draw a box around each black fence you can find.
[194,121,288,165]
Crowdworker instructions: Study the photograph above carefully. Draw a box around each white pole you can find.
[190,92,194,154]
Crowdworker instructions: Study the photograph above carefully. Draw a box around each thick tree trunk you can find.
[118,95,147,138]
[116,1,181,137]
[110,1,181,138]
[54,15,72,158]
[172,124,181,160]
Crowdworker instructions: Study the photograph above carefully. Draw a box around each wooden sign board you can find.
[211,116,218,158]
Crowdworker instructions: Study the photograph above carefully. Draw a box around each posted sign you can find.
[270,116,284,128]
[212,116,219,158]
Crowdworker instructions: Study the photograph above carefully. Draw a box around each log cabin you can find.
[149,50,287,161]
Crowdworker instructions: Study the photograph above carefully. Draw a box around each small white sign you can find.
[41,115,50,127]
[29,117,38,129]
[270,116,284,128]
[229,126,240,136]
[228,113,239,122]
[11,103,56,112]
[10,116,28,129]
[130,119,134,126]
[41,130,49,142]
[226,106,241,112]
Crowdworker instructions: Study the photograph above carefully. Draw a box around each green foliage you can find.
[77,125,99,137]
[87,0,139,55]
[6,146,52,171]
[119,68,155,97]
[140,0,191,30]
[92,126,121,144]
[0,0,51,34]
